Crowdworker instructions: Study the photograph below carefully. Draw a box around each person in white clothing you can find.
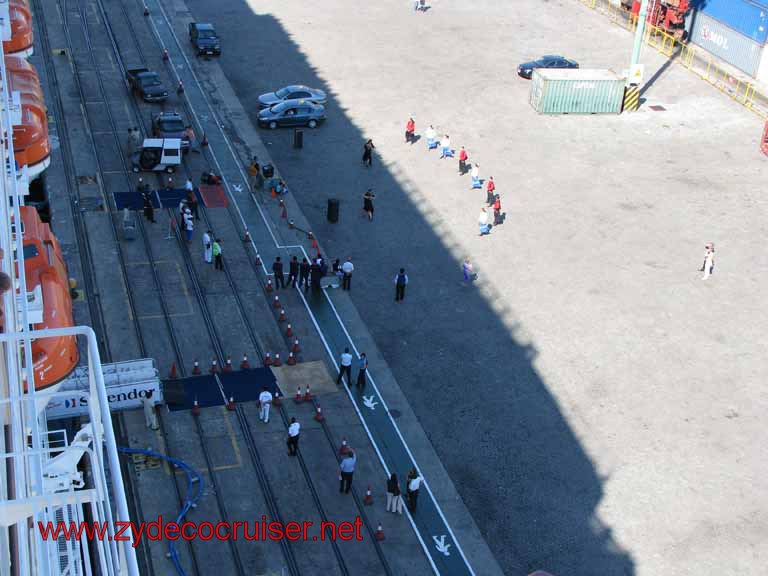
[341,257,354,291]
[425,125,437,149]
[287,417,300,455]
[258,387,272,423]
[478,208,491,236]
[701,243,715,280]
[184,210,194,243]
[406,469,423,511]
[471,163,481,189]
[202,231,213,263]
[439,135,452,158]
[185,178,194,193]
[337,347,353,385]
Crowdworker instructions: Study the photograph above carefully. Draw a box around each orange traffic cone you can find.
[292,339,301,353]
[254,251,261,266]
[304,385,311,402]
[162,49,169,61]
[273,353,282,367]
[339,437,350,455]
[192,359,201,375]
[375,523,385,541]
[273,391,281,407]
[288,219,295,229]
[169,362,178,379]
[264,352,272,366]
[266,278,273,292]
[273,295,281,309]
[200,132,208,146]
[209,359,218,374]
[143,5,149,16]
[278,309,287,322]
[240,354,250,369]
[243,231,251,243]
[191,399,200,416]
[286,323,293,337]
[364,486,373,506]
[226,396,235,411]
[286,352,296,366]
[314,404,324,422]
[176,80,184,94]
[294,386,303,403]
[224,356,233,372]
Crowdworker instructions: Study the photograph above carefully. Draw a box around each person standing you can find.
[142,191,155,223]
[405,117,415,143]
[341,257,354,291]
[310,259,322,293]
[288,256,299,287]
[272,257,285,289]
[356,353,368,389]
[287,417,300,456]
[202,230,213,264]
[184,125,198,153]
[339,451,356,494]
[186,187,199,220]
[362,139,375,167]
[493,194,502,225]
[439,134,452,158]
[471,164,481,189]
[248,156,261,190]
[337,347,353,385]
[258,386,272,423]
[426,125,437,149]
[458,146,469,175]
[478,208,491,236]
[701,243,715,280]
[386,473,403,514]
[486,176,496,205]
[213,238,223,270]
[127,127,141,156]
[406,469,423,511]
[299,257,310,291]
[394,268,408,302]
[362,189,376,221]
[184,210,194,244]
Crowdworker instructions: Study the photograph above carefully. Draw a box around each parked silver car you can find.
[258,99,326,129]
[257,85,327,109]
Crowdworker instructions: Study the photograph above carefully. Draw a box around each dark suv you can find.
[189,22,221,56]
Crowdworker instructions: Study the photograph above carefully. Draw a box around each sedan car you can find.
[257,85,327,109]
[517,55,579,79]
[258,99,326,129]
[152,112,189,150]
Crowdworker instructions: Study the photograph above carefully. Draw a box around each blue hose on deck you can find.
[118,446,203,576]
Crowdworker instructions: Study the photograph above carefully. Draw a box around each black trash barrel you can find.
[262,163,274,178]
[293,129,304,149]
[327,198,339,223]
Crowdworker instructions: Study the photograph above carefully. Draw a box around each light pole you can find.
[630,0,651,68]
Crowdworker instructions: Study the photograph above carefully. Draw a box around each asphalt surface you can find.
[176,0,768,575]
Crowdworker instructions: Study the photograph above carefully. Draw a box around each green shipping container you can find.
[529,69,626,115]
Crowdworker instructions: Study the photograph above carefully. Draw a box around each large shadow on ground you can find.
[180,2,635,574]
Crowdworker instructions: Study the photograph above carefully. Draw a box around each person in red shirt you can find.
[458,146,469,175]
[493,194,502,225]
[486,176,496,205]
[405,117,415,144]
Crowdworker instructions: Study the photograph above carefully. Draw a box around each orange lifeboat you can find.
[4,58,50,177]
[15,207,78,390]
[4,0,34,58]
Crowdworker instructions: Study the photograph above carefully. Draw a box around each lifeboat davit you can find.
[4,0,34,58]
[4,58,50,177]
[16,207,79,391]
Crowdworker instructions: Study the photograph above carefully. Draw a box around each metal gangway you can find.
[0,45,139,575]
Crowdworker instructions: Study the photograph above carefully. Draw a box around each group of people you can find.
[409,119,504,236]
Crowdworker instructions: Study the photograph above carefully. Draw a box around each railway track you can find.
[35,0,396,571]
